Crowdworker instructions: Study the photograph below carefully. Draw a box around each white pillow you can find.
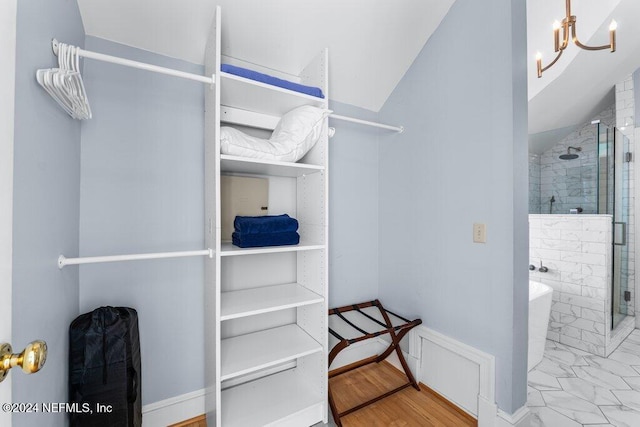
[220,105,330,162]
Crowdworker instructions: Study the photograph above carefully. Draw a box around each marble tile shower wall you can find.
[539,105,615,215]
[530,154,542,214]
[530,215,612,357]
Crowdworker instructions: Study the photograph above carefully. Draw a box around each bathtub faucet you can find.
[538,260,548,273]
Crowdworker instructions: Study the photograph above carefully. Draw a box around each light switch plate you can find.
[473,223,486,243]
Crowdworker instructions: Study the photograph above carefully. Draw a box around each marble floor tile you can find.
[585,356,640,377]
[573,366,632,390]
[529,406,583,427]
[528,334,640,426]
[623,376,640,391]
[625,336,640,346]
[599,405,640,427]
[554,341,593,356]
[608,348,640,366]
[611,390,640,413]
[528,386,546,407]
[536,357,578,378]
[618,341,640,355]
[529,369,563,391]
[540,391,609,424]
[557,378,621,405]
[544,346,589,367]
[626,329,640,342]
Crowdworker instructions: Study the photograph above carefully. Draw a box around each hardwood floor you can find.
[168,414,207,427]
[329,361,477,427]
[172,361,477,427]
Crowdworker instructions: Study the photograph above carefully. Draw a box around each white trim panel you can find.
[414,326,495,416]
[0,0,16,423]
[414,325,530,427]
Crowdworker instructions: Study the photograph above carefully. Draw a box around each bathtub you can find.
[528,280,553,371]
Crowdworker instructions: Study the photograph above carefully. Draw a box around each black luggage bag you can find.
[69,306,142,427]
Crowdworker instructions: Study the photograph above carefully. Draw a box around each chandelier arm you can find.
[559,21,570,51]
[571,21,610,51]
[572,37,612,51]
[538,49,564,78]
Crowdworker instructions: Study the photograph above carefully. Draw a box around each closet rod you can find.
[58,249,214,269]
[329,114,404,133]
[52,40,403,132]
[52,39,215,85]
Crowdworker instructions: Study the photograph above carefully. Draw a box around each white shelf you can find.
[221,283,324,321]
[221,154,324,178]
[220,241,324,256]
[220,324,322,381]
[220,72,326,117]
[207,13,328,423]
[221,368,324,427]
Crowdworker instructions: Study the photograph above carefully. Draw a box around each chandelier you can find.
[536,0,617,78]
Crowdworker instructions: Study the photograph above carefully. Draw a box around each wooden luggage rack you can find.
[328,299,422,426]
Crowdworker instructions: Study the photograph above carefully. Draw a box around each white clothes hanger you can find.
[36,42,91,120]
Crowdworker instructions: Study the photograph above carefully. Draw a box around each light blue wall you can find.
[377,0,529,414]
[12,0,84,425]
[328,101,381,307]
[78,37,205,405]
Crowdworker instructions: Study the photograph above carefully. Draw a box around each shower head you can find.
[559,146,581,160]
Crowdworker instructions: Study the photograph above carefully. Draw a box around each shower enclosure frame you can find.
[597,123,631,330]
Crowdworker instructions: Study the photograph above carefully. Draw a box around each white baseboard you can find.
[478,395,498,427]
[142,388,206,427]
[497,406,531,427]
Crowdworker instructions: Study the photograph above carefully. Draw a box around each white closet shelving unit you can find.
[205,6,329,427]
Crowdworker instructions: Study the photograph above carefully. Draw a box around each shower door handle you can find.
[614,222,626,246]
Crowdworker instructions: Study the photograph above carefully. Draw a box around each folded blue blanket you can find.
[221,64,325,99]
[232,231,300,248]
[234,214,299,234]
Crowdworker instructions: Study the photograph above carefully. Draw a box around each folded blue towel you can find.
[221,64,325,99]
[234,214,299,234]
[232,231,300,248]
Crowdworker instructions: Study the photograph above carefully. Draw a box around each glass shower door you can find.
[598,124,630,330]
[612,128,630,330]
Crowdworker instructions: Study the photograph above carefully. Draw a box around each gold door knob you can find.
[0,340,47,383]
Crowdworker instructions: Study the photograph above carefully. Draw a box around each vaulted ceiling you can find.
[76,0,640,147]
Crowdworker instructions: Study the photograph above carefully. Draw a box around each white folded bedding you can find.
[220,105,330,162]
